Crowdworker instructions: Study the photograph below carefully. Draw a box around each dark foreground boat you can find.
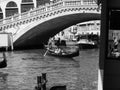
[46,46,79,58]
[0,52,7,68]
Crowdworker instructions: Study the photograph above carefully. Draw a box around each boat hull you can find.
[78,44,97,49]
[76,39,98,49]
[47,48,79,58]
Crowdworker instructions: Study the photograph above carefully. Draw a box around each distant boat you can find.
[46,46,79,58]
[0,52,7,68]
[76,39,97,49]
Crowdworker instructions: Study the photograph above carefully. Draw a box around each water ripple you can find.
[0,49,99,90]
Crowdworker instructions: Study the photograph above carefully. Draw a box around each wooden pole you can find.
[10,34,14,51]
[44,49,48,56]
[42,73,47,90]
[37,76,42,87]
[6,46,8,51]
[36,76,42,90]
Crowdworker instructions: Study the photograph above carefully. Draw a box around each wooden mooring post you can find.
[35,73,47,90]
[35,73,67,90]
[42,73,47,90]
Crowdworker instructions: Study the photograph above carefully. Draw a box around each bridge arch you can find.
[5,1,18,17]
[13,12,100,48]
[0,0,101,48]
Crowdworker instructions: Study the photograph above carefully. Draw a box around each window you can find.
[6,1,17,7]
[22,0,33,3]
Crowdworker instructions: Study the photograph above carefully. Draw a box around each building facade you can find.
[54,20,100,40]
[77,20,100,35]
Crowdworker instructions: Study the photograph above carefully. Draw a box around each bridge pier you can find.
[0,32,13,51]
[10,34,14,51]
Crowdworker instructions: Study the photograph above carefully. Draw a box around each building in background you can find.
[54,20,100,40]
[77,20,100,35]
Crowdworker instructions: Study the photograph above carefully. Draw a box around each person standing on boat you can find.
[110,37,119,57]
[48,37,53,49]
[55,38,61,48]
[113,37,119,52]
[111,37,120,57]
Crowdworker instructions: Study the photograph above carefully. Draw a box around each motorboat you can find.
[76,39,97,49]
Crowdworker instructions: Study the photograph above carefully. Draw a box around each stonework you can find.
[0,0,97,18]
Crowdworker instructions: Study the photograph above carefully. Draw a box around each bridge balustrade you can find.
[0,0,100,33]
[64,0,81,6]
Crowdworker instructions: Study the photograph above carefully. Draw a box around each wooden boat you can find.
[0,52,7,68]
[46,46,79,58]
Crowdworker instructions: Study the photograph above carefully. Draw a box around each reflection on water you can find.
[0,49,99,90]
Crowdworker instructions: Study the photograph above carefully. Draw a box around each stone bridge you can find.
[0,0,101,49]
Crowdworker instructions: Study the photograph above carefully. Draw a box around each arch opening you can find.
[36,0,50,7]
[5,1,18,17]
[0,7,3,19]
[6,1,17,7]
[21,0,34,13]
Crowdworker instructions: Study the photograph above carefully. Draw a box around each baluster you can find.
[21,12,28,19]
[30,10,33,16]
[13,14,19,21]
[45,3,49,11]
[0,19,3,25]
[81,0,83,5]
[47,6,51,11]
[53,4,56,9]
[0,26,2,31]
[43,7,46,12]
[38,8,41,14]
[19,14,22,20]
[36,9,40,15]
[31,10,35,16]
[61,1,64,7]
[76,1,78,5]
[33,9,37,16]
[77,1,80,5]
[5,17,11,24]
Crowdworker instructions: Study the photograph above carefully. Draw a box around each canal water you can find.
[0,49,99,90]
